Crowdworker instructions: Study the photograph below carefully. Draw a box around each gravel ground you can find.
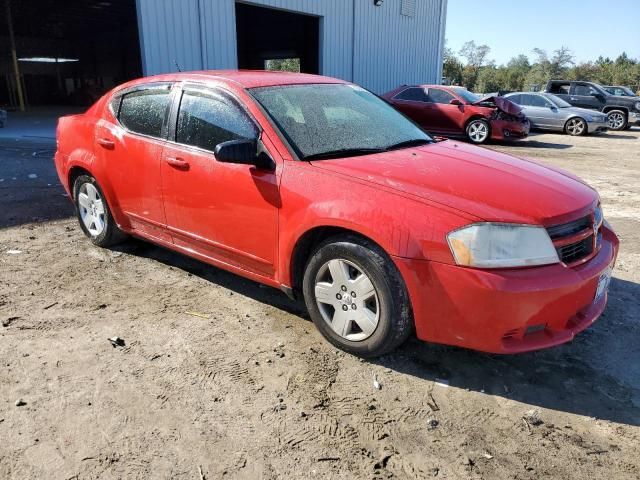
[0,128,639,479]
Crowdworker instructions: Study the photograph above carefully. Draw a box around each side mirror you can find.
[214,139,274,170]
[449,98,462,106]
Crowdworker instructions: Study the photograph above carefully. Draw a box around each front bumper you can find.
[393,226,619,354]
[628,110,640,126]
[490,118,530,141]
[586,117,608,133]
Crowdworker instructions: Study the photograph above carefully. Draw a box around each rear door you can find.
[95,83,173,242]
[519,94,559,128]
[160,84,280,277]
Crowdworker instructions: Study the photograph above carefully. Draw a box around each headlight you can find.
[635,101,640,111]
[447,223,559,268]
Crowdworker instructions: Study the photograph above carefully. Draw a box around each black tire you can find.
[302,234,413,358]
[465,118,490,144]
[73,174,126,247]
[564,117,587,136]
[606,110,627,131]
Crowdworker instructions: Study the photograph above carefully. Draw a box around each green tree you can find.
[458,40,491,89]
[265,58,300,73]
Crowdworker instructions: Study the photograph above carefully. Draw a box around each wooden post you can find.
[5,0,25,111]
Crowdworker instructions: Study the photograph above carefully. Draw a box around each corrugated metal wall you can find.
[135,0,446,93]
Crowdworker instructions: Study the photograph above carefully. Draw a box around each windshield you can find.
[250,84,432,159]
[544,94,572,108]
[451,87,480,104]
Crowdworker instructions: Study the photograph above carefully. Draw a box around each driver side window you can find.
[427,89,455,104]
[574,84,597,96]
[176,90,257,152]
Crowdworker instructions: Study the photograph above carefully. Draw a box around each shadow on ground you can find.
[113,237,640,427]
[0,138,73,229]
[113,238,307,317]
[501,139,573,149]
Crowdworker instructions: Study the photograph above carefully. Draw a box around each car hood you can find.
[310,141,596,225]
[473,95,523,116]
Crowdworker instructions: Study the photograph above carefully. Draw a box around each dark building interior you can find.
[235,2,319,74]
[0,0,142,108]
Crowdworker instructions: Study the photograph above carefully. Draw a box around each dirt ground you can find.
[1,126,639,479]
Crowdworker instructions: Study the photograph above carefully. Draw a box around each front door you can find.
[425,88,465,133]
[570,83,605,111]
[161,86,280,277]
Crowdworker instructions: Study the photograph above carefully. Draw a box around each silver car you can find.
[503,92,608,136]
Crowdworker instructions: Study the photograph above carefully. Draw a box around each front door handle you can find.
[97,138,115,149]
[165,156,190,170]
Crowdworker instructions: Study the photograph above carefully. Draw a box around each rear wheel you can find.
[565,117,587,136]
[465,119,490,144]
[73,174,126,247]
[302,235,413,357]
[606,110,627,131]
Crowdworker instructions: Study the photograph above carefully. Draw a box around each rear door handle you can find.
[97,138,115,149]
[165,156,190,169]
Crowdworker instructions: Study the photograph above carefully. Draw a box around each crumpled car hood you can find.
[310,140,596,225]
[473,95,523,116]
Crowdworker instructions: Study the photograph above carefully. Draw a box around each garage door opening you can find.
[1,0,142,108]
[235,3,319,74]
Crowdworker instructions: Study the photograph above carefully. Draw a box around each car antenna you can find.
[174,60,182,72]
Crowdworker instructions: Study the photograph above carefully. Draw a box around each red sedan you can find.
[54,71,618,357]
[383,85,530,144]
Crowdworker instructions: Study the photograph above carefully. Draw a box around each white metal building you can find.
[136,0,448,94]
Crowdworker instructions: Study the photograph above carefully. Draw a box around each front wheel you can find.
[565,117,587,136]
[606,110,627,131]
[302,235,413,358]
[73,174,126,247]
[465,119,490,144]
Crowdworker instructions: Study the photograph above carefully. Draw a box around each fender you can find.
[277,164,472,287]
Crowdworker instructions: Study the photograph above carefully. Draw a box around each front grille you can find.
[556,236,593,264]
[547,215,591,239]
[547,214,598,266]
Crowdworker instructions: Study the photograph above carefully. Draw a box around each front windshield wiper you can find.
[384,138,431,151]
[303,148,384,160]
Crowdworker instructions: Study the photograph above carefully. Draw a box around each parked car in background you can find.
[544,80,640,130]
[603,85,637,97]
[383,85,530,144]
[503,92,608,136]
[55,71,618,357]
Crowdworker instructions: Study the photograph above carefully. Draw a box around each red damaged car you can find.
[55,71,617,357]
[383,85,530,144]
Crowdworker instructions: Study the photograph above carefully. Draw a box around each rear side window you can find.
[176,90,257,152]
[507,94,522,104]
[395,87,429,102]
[529,95,549,107]
[119,88,171,138]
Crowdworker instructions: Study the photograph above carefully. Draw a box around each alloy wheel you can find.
[78,183,106,236]
[607,112,625,130]
[566,118,585,136]
[314,258,380,342]
[468,121,489,143]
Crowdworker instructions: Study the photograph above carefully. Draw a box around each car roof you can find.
[116,70,347,91]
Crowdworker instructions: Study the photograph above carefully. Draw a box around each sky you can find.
[445,1,640,66]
